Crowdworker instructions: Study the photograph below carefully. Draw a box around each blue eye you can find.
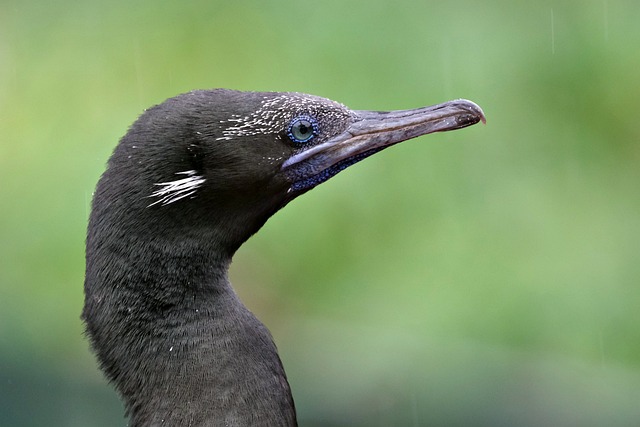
[287,115,318,144]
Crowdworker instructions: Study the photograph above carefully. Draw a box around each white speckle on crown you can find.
[216,94,351,141]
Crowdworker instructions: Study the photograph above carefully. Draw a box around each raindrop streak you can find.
[603,0,609,41]
[85,190,89,219]
[134,39,144,110]
[411,393,420,427]
[599,330,606,366]
[550,8,555,55]
[440,39,453,100]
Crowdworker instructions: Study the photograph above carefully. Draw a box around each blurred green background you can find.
[1,0,639,425]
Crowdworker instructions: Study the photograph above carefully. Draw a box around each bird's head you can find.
[96,89,484,255]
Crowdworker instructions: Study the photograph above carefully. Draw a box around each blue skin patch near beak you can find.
[290,147,383,192]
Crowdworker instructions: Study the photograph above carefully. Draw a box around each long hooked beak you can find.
[282,99,485,192]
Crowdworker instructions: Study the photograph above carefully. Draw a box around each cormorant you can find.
[82,89,485,426]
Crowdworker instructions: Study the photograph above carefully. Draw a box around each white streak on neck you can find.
[147,170,206,207]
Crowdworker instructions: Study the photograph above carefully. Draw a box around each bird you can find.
[82,89,485,426]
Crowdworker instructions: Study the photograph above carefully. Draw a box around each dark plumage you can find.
[82,89,484,426]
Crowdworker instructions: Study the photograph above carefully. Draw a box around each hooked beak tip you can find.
[453,99,486,125]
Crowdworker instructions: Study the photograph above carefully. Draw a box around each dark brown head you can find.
[96,89,484,255]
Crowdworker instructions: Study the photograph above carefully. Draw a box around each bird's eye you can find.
[287,115,318,144]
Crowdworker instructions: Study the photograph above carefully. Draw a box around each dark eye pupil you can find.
[296,122,310,135]
[288,116,317,143]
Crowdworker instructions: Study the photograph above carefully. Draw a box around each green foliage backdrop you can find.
[1,0,639,425]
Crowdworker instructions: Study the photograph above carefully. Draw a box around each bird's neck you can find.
[126,285,296,427]
[83,222,297,426]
